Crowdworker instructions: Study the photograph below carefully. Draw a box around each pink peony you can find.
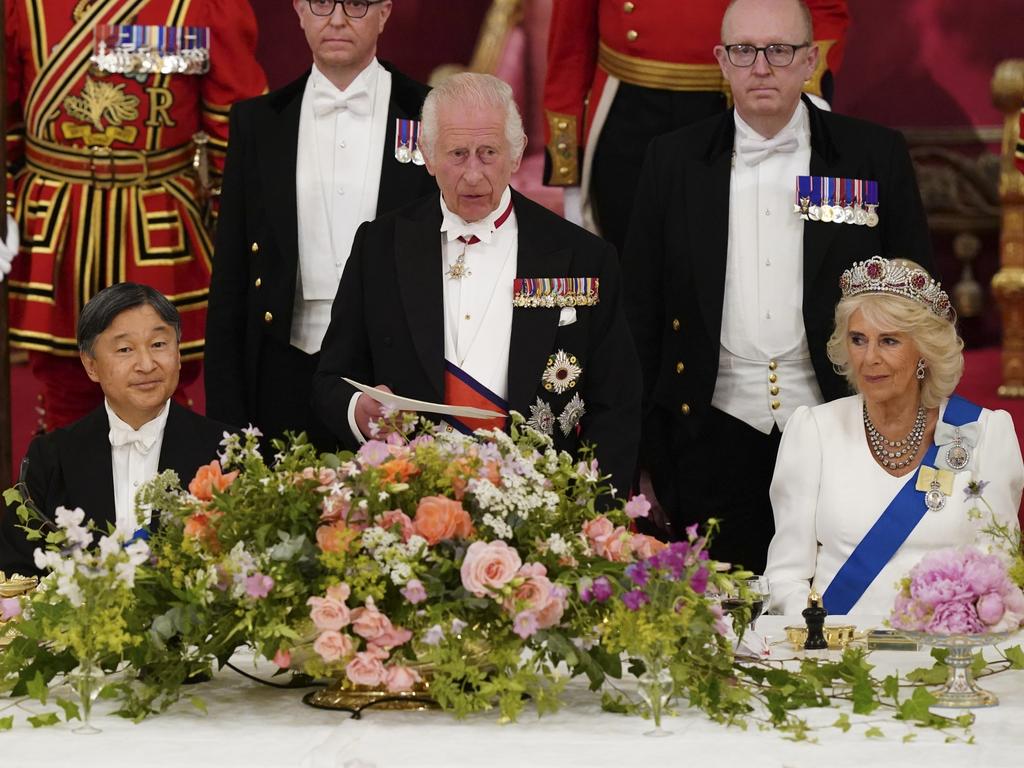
[307,595,351,631]
[345,652,385,686]
[460,540,522,596]
[0,597,22,621]
[401,579,428,605]
[378,509,414,542]
[313,630,353,663]
[624,494,651,519]
[976,592,1006,626]
[382,664,422,692]
[273,648,291,669]
[926,600,985,635]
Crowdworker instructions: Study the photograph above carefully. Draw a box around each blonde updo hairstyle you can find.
[826,261,964,409]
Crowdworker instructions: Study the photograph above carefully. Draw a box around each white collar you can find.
[105,398,170,450]
[439,186,514,245]
[309,58,381,99]
[734,99,809,145]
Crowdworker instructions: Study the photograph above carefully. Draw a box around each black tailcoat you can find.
[0,403,230,577]
[312,190,642,498]
[624,96,934,544]
[204,64,435,437]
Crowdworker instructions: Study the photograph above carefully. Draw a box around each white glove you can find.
[0,214,20,282]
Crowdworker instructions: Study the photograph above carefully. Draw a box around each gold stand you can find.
[303,676,439,717]
[992,60,1024,397]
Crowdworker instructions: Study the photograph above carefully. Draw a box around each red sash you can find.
[443,361,509,434]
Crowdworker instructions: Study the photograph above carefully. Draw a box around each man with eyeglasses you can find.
[623,0,933,571]
[205,0,435,450]
[542,0,848,258]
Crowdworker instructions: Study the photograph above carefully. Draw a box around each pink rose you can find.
[351,600,389,640]
[504,562,553,614]
[373,624,413,649]
[401,578,428,604]
[630,534,667,560]
[378,509,414,542]
[977,592,1006,626]
[321,492,350,523]
[534,584,569,630]
[382,664,422,692]
[460,540,522,596]
[308,596,351,631]
[313,630,353,663]
[582,516,614,545]
[624,494,651,519]
[582,516,630,562]
[345,651,385,687]
[273,648,291,669]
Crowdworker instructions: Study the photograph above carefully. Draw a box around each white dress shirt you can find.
[346,188,518,442]
[765,396,1024,615]
[292,59,391,353]
[106,399,169,534]
[712,101,824,434]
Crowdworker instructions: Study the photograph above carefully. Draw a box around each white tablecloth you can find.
[3,617,1023,768]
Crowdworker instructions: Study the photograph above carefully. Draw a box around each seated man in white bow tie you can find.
[623,0,935,570]
[0,284,232,577]
[312,72,643,500]
[204,0,435,452]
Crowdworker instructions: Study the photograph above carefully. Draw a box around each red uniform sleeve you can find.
[542,0,600,186]
[198,0,268,179]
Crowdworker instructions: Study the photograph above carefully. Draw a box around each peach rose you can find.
[273,648,291,669]
[313,630,353,663]
[380,457,419,484]
[460,540,522,596]
[307,596,351,631]
[504,562,554,614]
[321,492,350,523]
[630,534,668,560]
[378,509,414,542]
[383,664,422,692]
[350,600,389,640]
[326,583,351,603]
[413,496,473,545]
[482,460,502,486]
[534,584,569,630]
[316,522,351,554]
[345,651,385,687]
[599,526,630,562]
[188,460,239,502]
[582,516,615,546]
[183,511,221,553]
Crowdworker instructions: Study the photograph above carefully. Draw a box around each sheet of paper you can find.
[342,378,506,420]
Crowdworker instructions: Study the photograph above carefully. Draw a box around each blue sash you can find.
[822,395,982,615]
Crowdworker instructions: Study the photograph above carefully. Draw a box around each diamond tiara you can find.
[839,256,953,321]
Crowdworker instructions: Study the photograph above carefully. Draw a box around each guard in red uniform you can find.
[3,0,267,429]
[543,0,848,254]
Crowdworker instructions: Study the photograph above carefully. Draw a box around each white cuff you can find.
[347,391,367,445]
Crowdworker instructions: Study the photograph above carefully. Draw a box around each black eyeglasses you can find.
[306,0,385,19]
[722,43,810,67]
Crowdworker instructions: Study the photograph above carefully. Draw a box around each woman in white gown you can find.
[766,257,1024,616]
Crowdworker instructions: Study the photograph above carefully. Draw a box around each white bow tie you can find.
[312,88,371,118]
[109,424,159,454]
[737,132,800,166]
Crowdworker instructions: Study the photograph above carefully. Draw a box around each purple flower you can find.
[357,440,391,467]
[578,579,594,604]
[422,624,445,646]
[401,579,428,605]
[513,611,540,639]
[624,495,651,520]
[625,562,649,587]
[621,589,650,611]
[591,576,613,603]
[963,480,989,501]
[690,565,709,595]
[450,618,468,634]
[245,573,274,600]
[685,523,700,541]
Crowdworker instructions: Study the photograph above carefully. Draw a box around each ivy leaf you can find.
[25,672,48,704]
[902,733,917,743]
[905,664,948,685]
[969,652,987,675]
[190,696,207,715]
[864,726,885,738]
[882,674,900,701]
[896,685,937,724]
[27,712,60,728]
[1003,645,1024,670]
[2,487,23,505]
[55,697,81,721]
[832,713,851,732]
[0,716,13,731]
[600,691,629,714]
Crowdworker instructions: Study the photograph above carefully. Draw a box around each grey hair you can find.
[419,72,527,162]
[826,291,964,410]
[77,283,181,357]
[721,0,814,43]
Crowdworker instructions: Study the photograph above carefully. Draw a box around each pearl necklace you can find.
[863,402,927,470]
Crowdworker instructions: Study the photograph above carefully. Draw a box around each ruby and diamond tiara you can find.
[839,256,953,321]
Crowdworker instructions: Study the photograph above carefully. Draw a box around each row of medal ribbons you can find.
[795,175,879,227]
[91,24,210,76]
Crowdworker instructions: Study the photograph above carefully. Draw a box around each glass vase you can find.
[901,630,1016,708]
[637,656,674,736]
[68,657,103,734]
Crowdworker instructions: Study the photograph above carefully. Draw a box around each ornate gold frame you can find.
[429,0,523,85]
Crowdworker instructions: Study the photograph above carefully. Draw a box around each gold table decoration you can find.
[784,624,857,651]
[0,572,38,650]
[303,675,439,717]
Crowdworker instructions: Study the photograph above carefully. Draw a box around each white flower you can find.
[98,533,123,562]
[378,490,390,502]
[54,506,85,529]
[125,539,150,566]
[55,575,84,608]
[115,560,137,587]
[545,532,570,556]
